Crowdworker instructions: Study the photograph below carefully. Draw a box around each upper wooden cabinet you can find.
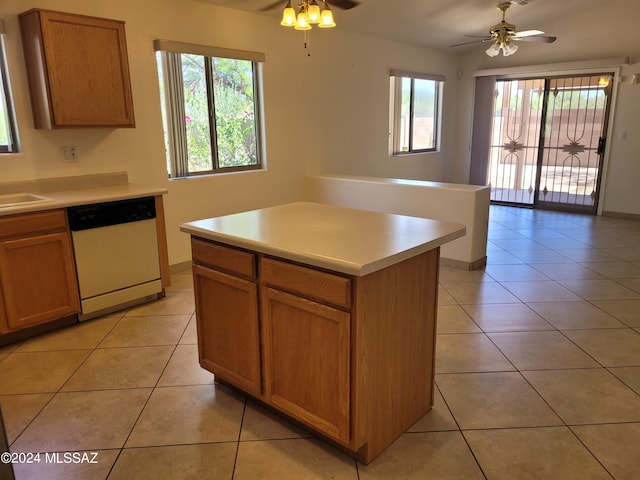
[19,8,135,129]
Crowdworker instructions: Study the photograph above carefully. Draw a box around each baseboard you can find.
[0,315,77,347]
[441,256,487,271]
[602,211,640,220]
[170,260,193,273]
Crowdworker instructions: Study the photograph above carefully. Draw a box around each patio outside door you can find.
[487,74,614,214]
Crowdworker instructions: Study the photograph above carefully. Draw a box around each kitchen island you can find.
[180,202,465,463]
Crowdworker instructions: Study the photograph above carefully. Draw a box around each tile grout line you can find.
[107,307,196,477]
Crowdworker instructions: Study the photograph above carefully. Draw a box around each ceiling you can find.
[193,0,640,59]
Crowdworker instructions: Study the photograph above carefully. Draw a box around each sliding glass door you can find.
[487,74,613,213]
[488,78,544,205]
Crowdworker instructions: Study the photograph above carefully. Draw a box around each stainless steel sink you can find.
[0,193,54,208]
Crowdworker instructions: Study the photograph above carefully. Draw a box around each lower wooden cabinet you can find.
[262,286,351,444]
[0,286,7,333]
[0,210,80,333]
[192,264,261,397]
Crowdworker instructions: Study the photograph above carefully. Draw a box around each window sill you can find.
[390,150,440,157]
[168,167,266,181]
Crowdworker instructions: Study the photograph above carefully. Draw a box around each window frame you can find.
[0,21,20,154]
[389,69,444,156]
[155,40,265,178]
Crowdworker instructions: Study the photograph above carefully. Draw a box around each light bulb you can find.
[318,5,336,28]
[307,1,321,24]
[280,4,297,27]
[502,42,518,56]
[485,42,500,57]
[295,7,311,30]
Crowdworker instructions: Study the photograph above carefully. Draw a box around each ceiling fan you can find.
[263,0,359,53]
[451,1,556,57]
[260,0,360,12]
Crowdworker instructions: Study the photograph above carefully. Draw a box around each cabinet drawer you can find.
[0,209,68,240]
[261,258,351,308]
[191,238,256,279]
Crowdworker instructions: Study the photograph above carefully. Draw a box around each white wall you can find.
[600,67,640,216]
[298,35,461,182]
[0,0,460,265]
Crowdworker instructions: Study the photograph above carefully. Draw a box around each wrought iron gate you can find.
[488,74,613,213]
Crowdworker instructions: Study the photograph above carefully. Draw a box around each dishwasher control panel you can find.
[67,196,156,231]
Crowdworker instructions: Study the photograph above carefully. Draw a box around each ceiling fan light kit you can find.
[280,0,336,30]
[486,40,518,57]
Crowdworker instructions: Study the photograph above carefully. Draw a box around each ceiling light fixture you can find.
[485,33,519,57]
[281,0,336,30]
[280,0,336,54]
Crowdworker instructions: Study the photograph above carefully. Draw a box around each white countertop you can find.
[180,202,466,276]
[0,183,167,216]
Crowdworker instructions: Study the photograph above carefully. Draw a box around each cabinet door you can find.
[0,232,80,332]
[193,265,261,397]
[261,287,351,445]
[0,285,7,333]
[19,9,135,128]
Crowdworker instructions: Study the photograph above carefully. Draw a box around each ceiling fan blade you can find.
[450,38,493,48]
[513,35,557,43]
[260,0,360,11]
[513,29,544,37]
[259,0,283,11]
[328,0,360,9]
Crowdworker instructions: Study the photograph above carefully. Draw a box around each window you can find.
[0,20,19,154]
[389,70,444,155]
[155,40,264,177]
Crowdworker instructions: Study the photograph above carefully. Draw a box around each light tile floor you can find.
[1,205,640,479]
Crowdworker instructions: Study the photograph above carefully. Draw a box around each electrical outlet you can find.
[61,146,78,162]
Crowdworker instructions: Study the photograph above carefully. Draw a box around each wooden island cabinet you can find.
[191,239,261,398]
[182,202,465,463]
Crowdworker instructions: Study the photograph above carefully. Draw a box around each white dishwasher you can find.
[68,197,162,320]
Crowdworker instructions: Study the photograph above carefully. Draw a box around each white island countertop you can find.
[180,202,466,276]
